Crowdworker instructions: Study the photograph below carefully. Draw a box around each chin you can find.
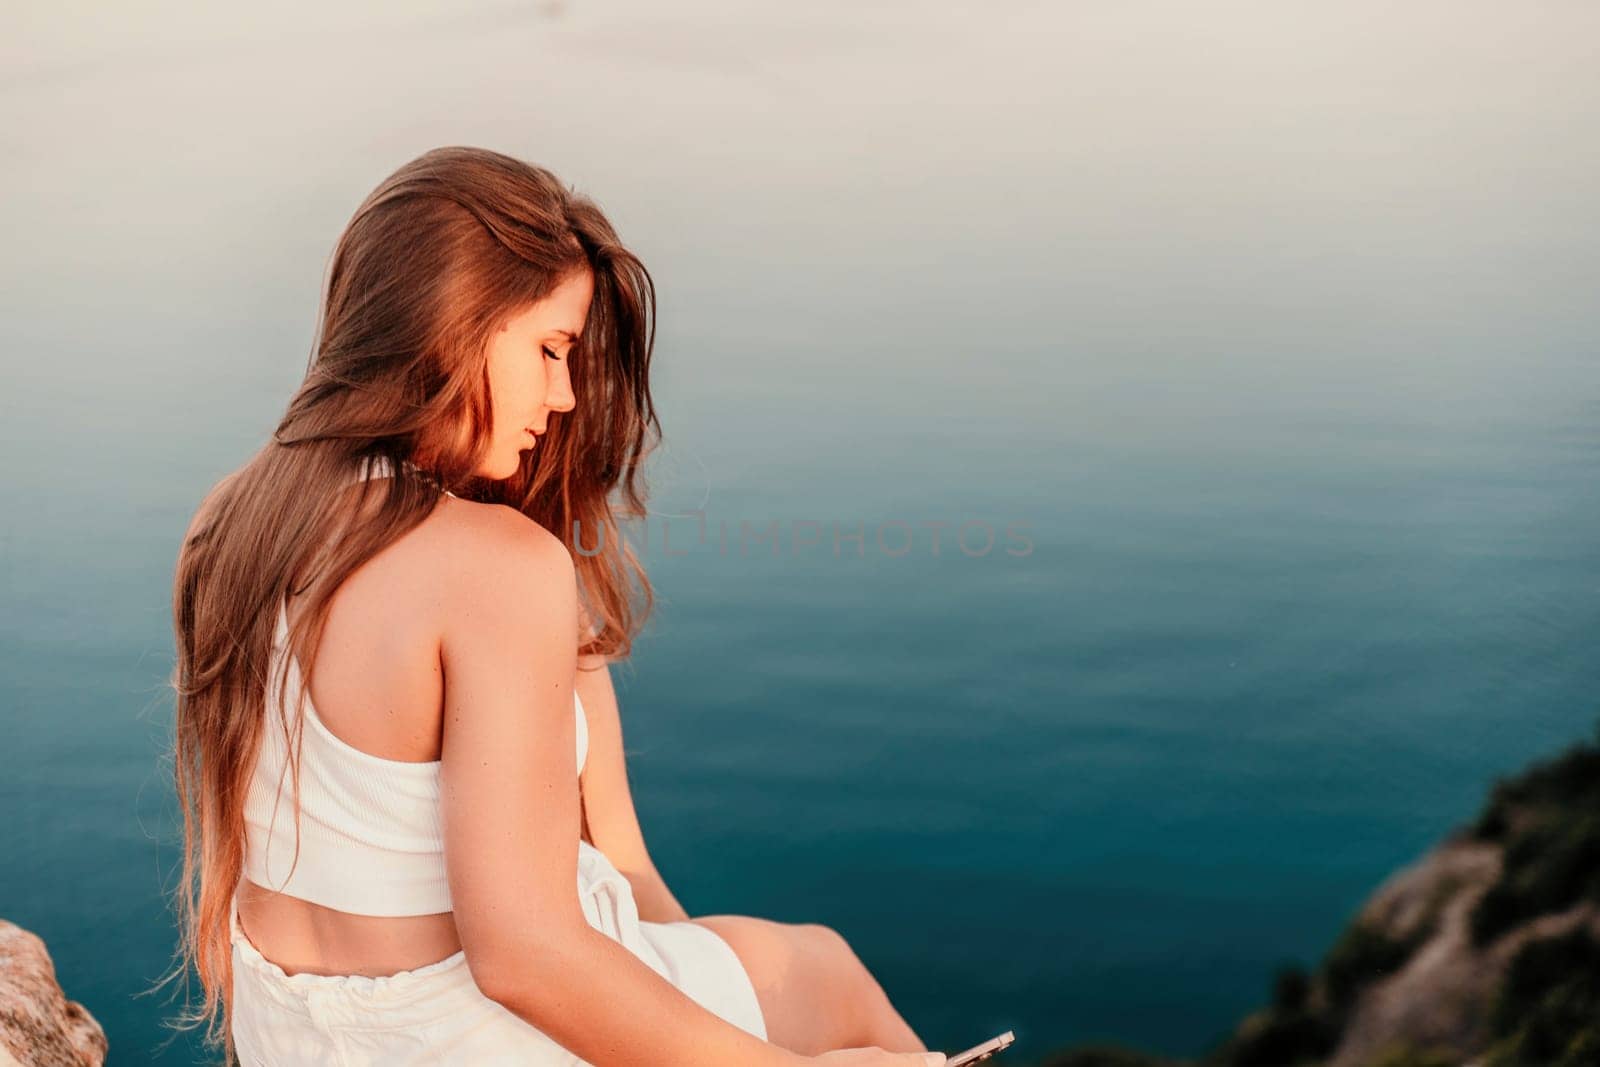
[472,450,524,483]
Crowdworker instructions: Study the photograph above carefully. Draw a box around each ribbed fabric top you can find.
[239,453,589,916]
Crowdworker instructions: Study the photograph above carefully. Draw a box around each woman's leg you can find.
[691,914,927,1056]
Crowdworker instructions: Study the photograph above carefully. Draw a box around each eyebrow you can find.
[551,329,581,343]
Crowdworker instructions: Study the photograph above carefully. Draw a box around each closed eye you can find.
[542,345,563,361]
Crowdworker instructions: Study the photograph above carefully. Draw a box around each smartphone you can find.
[947,1030,1014,1067]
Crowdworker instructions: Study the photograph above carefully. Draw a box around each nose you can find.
[545,360,576,414]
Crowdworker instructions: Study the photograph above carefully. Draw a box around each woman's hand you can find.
[809,1049,946,1066]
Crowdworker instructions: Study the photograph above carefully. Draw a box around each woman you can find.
[165,146,944,1067]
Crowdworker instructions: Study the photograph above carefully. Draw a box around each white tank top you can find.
[239,454,588,916]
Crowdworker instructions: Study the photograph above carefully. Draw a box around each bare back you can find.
[235,488,583,978]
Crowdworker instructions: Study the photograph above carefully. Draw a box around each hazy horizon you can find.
[3,2,1597,1062]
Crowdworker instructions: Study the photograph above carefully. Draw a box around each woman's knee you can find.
[692,916,873,1053]
[800,923,866,977]
[796,921,885,1023]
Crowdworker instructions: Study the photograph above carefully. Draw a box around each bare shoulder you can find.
[425,497,577,622]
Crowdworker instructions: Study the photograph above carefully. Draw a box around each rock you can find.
[1325,839,1501,1065]
[0,919,106,1067]
[1329,837,1600,1066]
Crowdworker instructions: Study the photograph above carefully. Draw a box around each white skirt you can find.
[229,842,767,1065]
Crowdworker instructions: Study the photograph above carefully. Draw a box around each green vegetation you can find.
[1364,1042,1459,1067]
[1321,919,1435,1015]
[1468,723,1600,946]
[1482,926,1600,1067]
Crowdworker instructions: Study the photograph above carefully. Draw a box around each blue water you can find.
[3,3,1599,1064]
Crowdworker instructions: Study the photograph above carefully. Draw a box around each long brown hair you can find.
[157,146,660,1060]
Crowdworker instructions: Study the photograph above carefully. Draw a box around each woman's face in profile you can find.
[477,268,592,480]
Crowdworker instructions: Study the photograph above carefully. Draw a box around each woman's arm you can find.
[438,509,802,1067]
[574,658,691,924]
[624,867,691,925]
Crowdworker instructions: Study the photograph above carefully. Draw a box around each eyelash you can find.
[542,345,563,362]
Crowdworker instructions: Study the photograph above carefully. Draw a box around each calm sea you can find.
[3,2,1597,1063]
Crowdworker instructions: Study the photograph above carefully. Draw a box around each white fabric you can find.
[240,451,590,915]
[231,452,768,1061]
[230,883,769,1065]
[240,594,590,914]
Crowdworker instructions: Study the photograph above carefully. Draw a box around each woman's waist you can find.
[235,875,464,979]
[233,837,653,981]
